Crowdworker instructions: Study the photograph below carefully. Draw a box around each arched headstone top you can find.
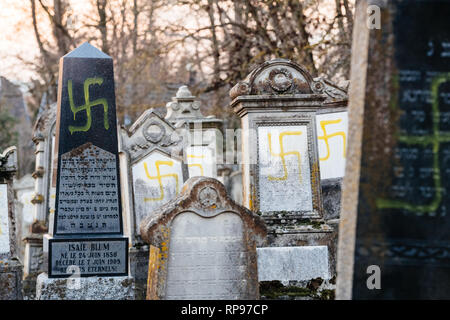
[229,58,348,104]
[139,176,267,245]
[121,108,186,164]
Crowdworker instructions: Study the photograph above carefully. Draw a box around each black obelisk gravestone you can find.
[337,0,450,299]
[47,42,127,277]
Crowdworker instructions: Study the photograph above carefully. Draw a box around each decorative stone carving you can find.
[140,177,267,300]
[229,58,347,104]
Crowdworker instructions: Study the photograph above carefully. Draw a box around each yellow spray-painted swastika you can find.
[376,73,450,214]
[187,154,205,176]
[267,131,302,182]
[143,160,179,202]
[68,78,109,134]
[318,119,346,161]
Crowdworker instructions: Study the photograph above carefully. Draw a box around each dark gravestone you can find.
[337,0,450,299]
[46,42,128,278]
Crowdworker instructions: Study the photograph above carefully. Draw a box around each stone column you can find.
[0,146,23,299]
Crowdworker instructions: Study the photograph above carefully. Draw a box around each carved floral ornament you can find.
[229,58,347,102]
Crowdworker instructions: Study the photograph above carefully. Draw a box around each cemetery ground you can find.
[0,0,450,308]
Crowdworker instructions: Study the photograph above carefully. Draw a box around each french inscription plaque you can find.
[49,238,128,277]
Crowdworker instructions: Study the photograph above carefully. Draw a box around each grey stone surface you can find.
[257,246,330,284]
[0,147,23,300]
[140,177,267,300]
[36,273,134,300]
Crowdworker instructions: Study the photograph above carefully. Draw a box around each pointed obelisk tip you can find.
[63,42,111,59]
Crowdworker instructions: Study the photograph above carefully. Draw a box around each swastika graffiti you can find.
[68,78,109,134]
[267,131,303,182]
[143,160,180,202]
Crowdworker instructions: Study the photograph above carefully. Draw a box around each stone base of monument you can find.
[257,246,336,300]
[129,245,149,300]
[0,258,23,300]
[36,273,135,300]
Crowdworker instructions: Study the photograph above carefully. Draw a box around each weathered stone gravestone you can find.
[140,177,267,300]
[36,43,133,299]
[23,102,56,299]
[337,0,450,299]
[229,58,347,298]
[165,85,223,178]
[120,109,188,299]
[0,147,23,300]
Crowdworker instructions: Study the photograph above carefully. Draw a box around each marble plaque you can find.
[257,125,313,213]
[166,211,247,300]
[55,143,120,234]
[316,112,348,180]
[186,146,214,178]
[49,238,128,277]
[0,184,10,254]
[132,150,183,234]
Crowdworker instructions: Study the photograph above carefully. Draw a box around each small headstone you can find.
[36,43,133,299]
[0,146,23,300]
[120,109,188,299]
[140,177,267,300]
[337,0,450,299]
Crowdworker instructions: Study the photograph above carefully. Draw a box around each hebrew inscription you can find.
[165,211,247,300]
[55,143,120,234]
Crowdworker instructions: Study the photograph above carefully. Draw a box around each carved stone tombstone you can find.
[36,43,133,300]
[120,109,188,299]
[23,102,56,298]
[0,147,23,300]
[337,0,450,299]
[165,85,223,178]
[229,58,347,297]
[140,177,267,300]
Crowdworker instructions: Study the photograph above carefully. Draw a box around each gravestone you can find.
[230,59,347,298]
[36,43,133,300]
[140,177,267,300]
[13,173,35,261]
[165,85,223,178]
[337,0,450,299]
[23,102,56,299]
[0,147,23,300]
[120,109,188,299]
